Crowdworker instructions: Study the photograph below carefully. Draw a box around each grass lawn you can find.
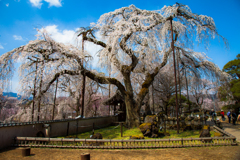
[57,125,215,140]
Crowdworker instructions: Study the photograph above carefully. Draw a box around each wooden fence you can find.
[12,125,237,149]
[12,137,237,149]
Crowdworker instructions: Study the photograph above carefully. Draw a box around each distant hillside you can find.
[3,92,22,100]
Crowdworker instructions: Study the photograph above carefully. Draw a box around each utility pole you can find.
[170,17,179,134]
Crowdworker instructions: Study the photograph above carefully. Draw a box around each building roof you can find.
[183,107,211,113]
[103,90,124,105]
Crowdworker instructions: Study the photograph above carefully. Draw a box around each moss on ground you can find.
[57,125,216,140]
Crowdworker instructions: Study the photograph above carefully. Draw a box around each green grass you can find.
[57,125,216,140]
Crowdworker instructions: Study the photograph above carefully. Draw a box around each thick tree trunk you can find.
[122,72,140,128]
[125,94,140,128]
[151,84,155,114]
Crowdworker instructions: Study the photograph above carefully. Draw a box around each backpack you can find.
[227,112,230,117]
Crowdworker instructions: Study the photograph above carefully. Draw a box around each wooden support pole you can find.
[52,78,58,120]
[170,17,179,134]
[121,122,123,137]
[32,61,38,122]
[81,36,86,119]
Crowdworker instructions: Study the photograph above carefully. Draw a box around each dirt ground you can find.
[0,146,240,160]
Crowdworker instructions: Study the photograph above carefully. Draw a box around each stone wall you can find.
[0,116,118,150]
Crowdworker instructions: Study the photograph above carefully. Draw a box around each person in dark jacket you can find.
[209,109,215,121]
[227,110,231,123]
[232,111,237,125]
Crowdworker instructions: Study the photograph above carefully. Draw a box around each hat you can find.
[221,110,223,111]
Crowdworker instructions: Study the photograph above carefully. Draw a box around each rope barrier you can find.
[70,124,93,128]
[95,124,120,130]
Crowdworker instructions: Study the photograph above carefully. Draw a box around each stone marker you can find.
[199,125,212,143]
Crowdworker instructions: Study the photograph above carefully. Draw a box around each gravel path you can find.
[0,146,240,160]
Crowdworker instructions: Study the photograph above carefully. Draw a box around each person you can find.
[220,110,225,121]
[232,111,237,125]
[237,114,240,124]
[209,109,215,122]
[227,110,231,123]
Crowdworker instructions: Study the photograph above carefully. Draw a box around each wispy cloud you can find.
[44,0,62,7]
[13,35,23,41]
[6,3,9,7]
[0,44,4,49]
[29,0,62,8]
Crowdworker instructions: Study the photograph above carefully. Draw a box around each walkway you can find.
[221,121,240,142]
[207,116,240,142]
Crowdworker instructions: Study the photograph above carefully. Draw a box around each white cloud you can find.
[6,3,9,7]
[44,0,62,7]
[29,0,42,8]
[41,25,102,69]
[29,0,62,8]
[13,35,23,41]
[0,44,4,49]
[42,25,76,44]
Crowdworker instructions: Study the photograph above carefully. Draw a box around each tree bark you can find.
[152,84,155,114]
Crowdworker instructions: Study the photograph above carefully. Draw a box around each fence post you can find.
[76,119,78,138]
[92,123,94,135]
[66,122,69,136]
[121,123,123,137]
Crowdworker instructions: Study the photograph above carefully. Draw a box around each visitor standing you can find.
[210,109,215,122]
[237,114,240,124]
[227,110,231,123]
[232,111,237,125]
[220,110,225,121]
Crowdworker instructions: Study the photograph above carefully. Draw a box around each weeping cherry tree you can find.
[0,3,229,127]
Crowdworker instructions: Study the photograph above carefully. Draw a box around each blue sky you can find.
[0,0,240,93]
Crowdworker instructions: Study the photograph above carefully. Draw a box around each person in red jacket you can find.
[220,110,225,121]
